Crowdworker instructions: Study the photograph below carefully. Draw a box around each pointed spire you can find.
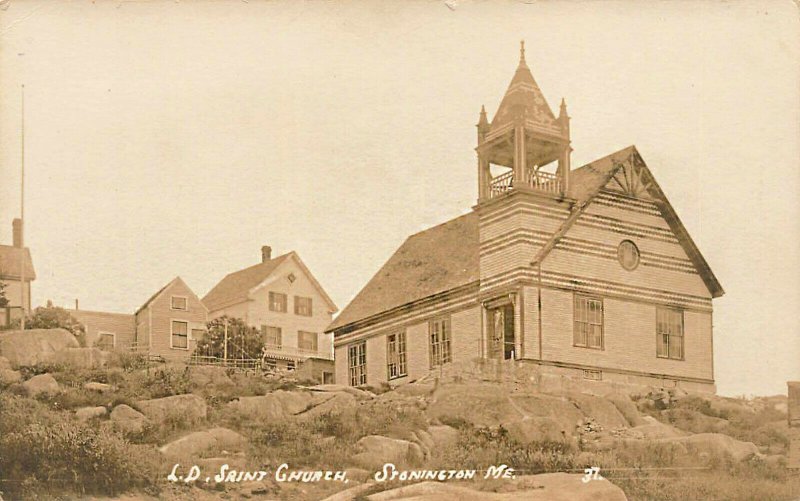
[478,105,488,126]
[559,98,568,118]
[488,42,558,134]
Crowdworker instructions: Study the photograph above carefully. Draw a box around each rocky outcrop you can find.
[568,393,629,430]
[427,425,459,449]
[506,416,573,444]
[136,394,207,424]
[21,373,60,397]
[190,366,234,389]
[307,384,376,400]
[657,433,759,462]
[0,367,22,385]
[0,329,79,367]
[84,381,112,393]
[110,404,148,434]
[50,347,109,369]
[75,406,107,422]
[427,383,524,427]
[227,390,314,421]
[352,435,424,469]
[159,427,246,459]
[350,473,628,501]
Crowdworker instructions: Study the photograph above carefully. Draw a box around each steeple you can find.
[477,105,489,143]
[475,42,572,202]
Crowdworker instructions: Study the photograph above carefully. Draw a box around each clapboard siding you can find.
[533,288,713,381]
[142,279,207,362]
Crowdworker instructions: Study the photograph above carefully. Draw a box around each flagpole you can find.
[20,84,25,331]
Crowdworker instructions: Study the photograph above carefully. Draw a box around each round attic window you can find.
[617,240,640,271]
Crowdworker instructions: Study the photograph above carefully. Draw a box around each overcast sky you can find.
[1,0,798,397]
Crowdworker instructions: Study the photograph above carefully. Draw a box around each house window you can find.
[574,295,603,349]
[261,325,282,348]
[657,307,684,360]
[269,292,287,312]
[387,331,407,380]
[264,359,277,372]
[294,296,313,316]
[286,361,296,371]
[171,321,188,349]
[348,341,367,387]
[171,296,188,311]
[96,332,115,350]
[298,331,318,352]
[429,317,452,368]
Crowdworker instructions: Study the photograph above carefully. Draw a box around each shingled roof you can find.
[327,212,479,332]
[327,145,723,333]
[202,253,292,312]
[0,245,35,281]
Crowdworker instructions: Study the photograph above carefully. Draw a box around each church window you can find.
[348,341,367,386]
[429,317,452,368]
[657,307,684,360]
[618,240,640,271]
[387,331,407,380]
[574,295,603,349]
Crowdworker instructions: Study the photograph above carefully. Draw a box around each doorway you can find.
[488,303,515,360]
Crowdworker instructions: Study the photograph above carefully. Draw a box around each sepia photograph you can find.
[0,1,798,499]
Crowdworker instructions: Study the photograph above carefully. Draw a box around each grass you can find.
[0,394,161,499]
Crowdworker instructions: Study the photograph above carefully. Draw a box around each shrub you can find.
[0,394,160,498]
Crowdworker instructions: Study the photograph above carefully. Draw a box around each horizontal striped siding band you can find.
[480,202,571,226]
[481,227,555,249]
[595,191,662,215]
[579,213,676,240]
[481,268,712,310]
[575,219,678,244]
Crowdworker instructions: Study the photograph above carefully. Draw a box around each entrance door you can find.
[488,304,515,360]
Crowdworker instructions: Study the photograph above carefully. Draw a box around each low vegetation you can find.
[0,357,798,500]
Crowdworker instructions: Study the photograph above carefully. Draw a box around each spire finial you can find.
[520,40,526,63]
[478,104,488,126]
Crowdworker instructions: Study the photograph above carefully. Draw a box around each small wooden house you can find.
[327,44,723,394]
[134,277,208,361]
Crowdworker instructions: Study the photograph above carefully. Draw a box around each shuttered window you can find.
[294,296,313,316]
[171,321,188,349]
[574,295,603,349]
[269,292,287,312]
[656,307,684,360]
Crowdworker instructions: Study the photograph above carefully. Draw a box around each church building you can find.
[327,43,724,394]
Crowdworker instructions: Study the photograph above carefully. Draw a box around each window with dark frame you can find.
[269,292,287,312]
[261,325,282,348]
[171,296,188,311]
[294,296,313,316]
[348,341,367,387]
[171,320,188,349]
[298,331,318,352]
[429,317,452,368]
[657,307,684,360]
[387,331,407,380]
[574,295,603,349]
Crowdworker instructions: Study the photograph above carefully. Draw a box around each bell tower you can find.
[476,41,571,203]
[475,43,574,362]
